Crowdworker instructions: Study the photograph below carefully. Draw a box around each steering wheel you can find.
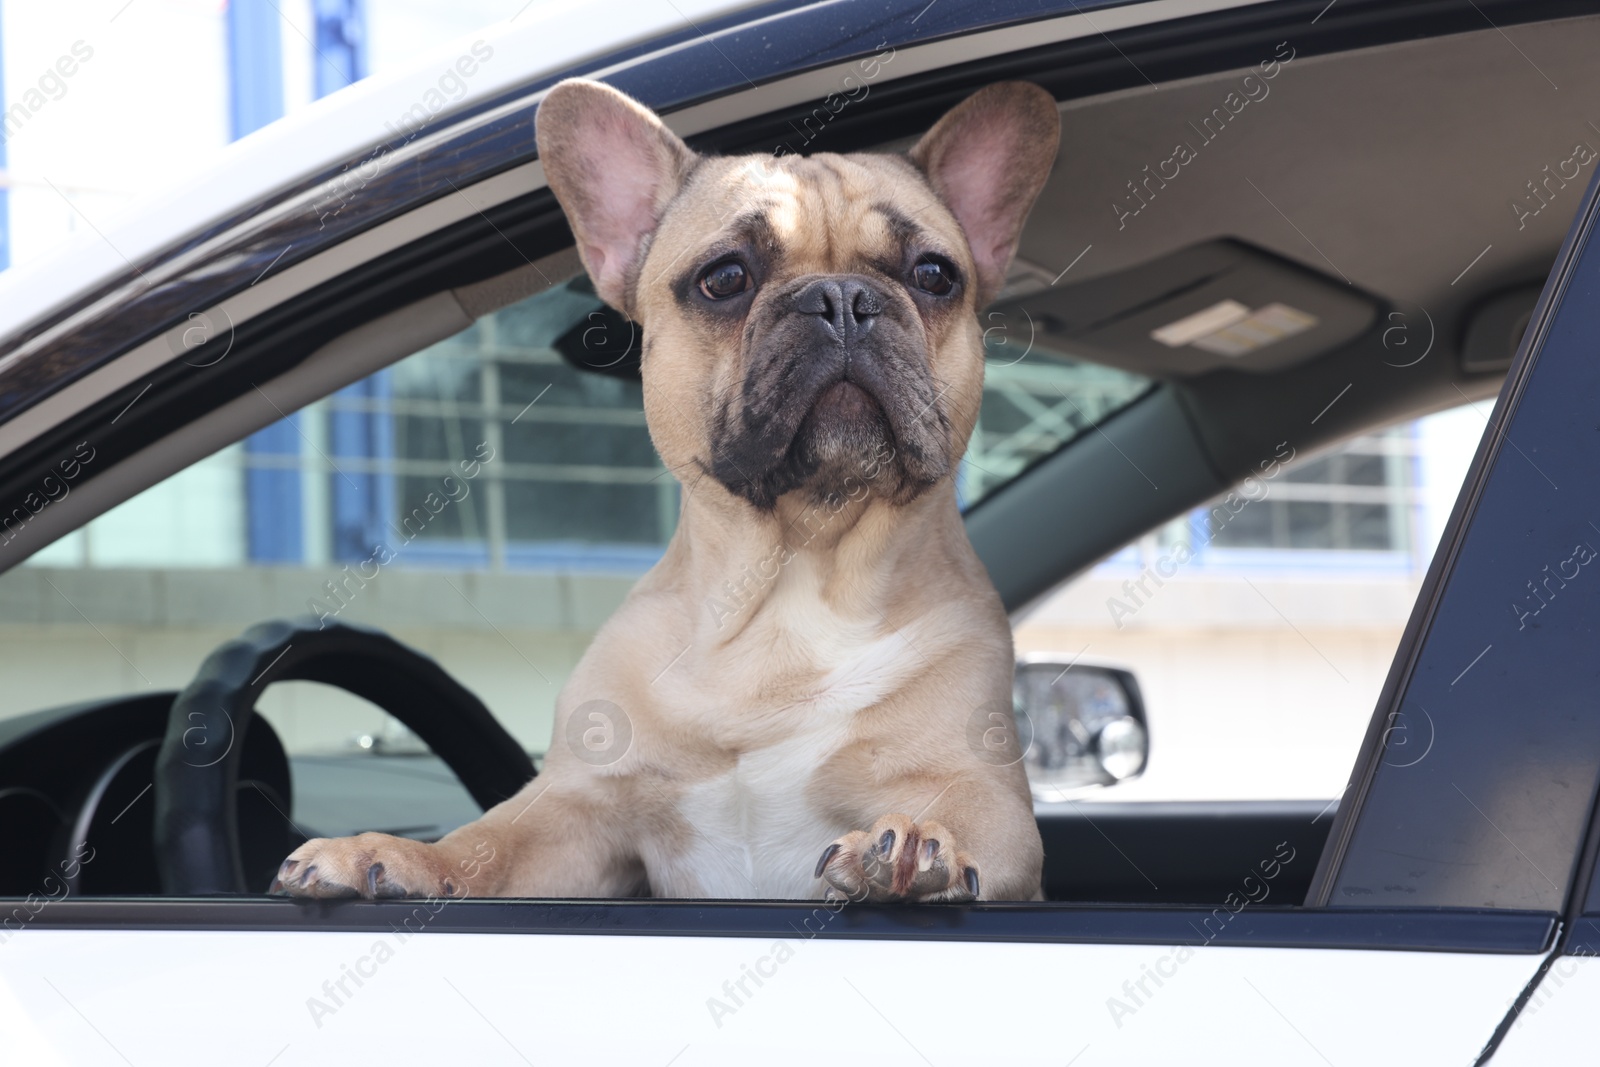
[153,617,536,895]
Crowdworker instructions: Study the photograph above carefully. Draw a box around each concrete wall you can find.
[0,566,632,755]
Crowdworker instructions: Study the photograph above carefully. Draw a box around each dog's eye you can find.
[698,260,751,300]
[912,256,956,296]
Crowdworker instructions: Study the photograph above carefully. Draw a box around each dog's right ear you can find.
[910,82,1059,308]
[536,78,697,317]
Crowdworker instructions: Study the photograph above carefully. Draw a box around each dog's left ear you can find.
[910,82,1060,306]
[537,78,698,316]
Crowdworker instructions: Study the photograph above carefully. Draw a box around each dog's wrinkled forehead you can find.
[656,153,962,281]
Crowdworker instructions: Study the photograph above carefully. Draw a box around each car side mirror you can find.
[1013,655,1149,799]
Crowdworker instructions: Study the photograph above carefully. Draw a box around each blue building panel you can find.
[313,0,368,97]
[329,372,395,560]
[245,418,304,562]
[225,0,285,142]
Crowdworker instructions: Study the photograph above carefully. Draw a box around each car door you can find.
[5,2,1600,1064]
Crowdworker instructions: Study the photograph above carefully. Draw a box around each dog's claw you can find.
[817,815,980,902]
[814,842,841,879]
[276,832,464,900]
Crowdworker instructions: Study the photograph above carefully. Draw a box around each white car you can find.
[3,0,1600,1062]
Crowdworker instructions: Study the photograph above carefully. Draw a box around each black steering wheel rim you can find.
[154,616,536,895]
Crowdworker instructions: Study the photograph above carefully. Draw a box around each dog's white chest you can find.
[670,727,848,899]
[659,630,918,899]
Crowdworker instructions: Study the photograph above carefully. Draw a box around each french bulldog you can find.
[275,76,1061,902]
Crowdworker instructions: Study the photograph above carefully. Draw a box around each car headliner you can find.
[1023,17,1598,355]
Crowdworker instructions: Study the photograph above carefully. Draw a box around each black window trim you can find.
[6,898,1556,953]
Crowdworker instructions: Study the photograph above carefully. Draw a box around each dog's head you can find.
[537,79,1059,510]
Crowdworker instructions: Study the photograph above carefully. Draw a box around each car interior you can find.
[2,9,1598,908]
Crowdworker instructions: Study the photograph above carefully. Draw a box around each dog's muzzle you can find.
[709,273,952,509]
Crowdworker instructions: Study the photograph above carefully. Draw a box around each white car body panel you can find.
[1483,953,1599,1063]
[0,929,1540,1064]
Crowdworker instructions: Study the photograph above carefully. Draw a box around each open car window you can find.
[1013,404,1482,803]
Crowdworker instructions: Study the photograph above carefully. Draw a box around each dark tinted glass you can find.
[1330,183,1600,910]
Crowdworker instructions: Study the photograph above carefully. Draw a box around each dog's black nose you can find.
[793,277,882,343]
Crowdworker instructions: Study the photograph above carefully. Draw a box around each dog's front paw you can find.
[270,832,463,900]
[815,814,980,902]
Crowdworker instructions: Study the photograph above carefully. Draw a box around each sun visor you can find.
[998,241,1379,376]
